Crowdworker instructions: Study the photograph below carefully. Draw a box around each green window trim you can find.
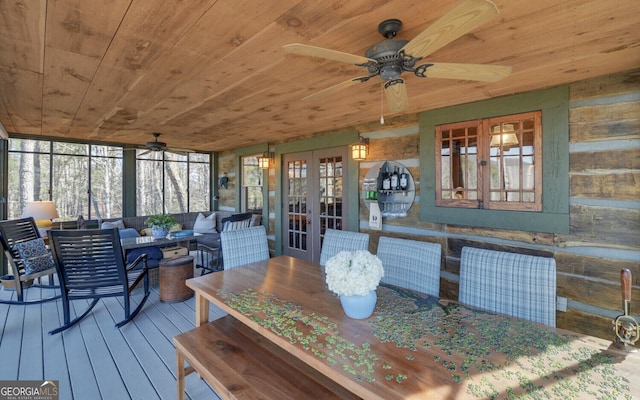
[419,86,569,234]
[235,143,269,224]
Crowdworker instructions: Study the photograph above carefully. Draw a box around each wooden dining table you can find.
[186,255,639,399]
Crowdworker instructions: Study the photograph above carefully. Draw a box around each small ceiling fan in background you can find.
[128,132,194,156]
[283,0,511,113]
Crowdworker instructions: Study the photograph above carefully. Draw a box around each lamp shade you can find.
[490,123,519,149]
[22,201,59,221]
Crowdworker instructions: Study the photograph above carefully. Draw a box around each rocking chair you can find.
[0,217,61,305]
[48,228,150,335]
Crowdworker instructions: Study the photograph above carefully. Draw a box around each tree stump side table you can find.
[159,255,194,303]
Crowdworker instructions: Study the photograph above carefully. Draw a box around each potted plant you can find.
[145,214,177,238]
[325,250,384,319]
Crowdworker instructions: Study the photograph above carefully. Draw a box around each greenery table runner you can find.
[222,284,634,399]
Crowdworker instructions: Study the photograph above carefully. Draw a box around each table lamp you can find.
[21,201,59,238]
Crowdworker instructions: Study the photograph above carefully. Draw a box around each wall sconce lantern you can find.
[351,137,369,161]
[257,151,273,169]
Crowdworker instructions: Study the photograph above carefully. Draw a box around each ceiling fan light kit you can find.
[283,0,511,114]
[133,132,195,156]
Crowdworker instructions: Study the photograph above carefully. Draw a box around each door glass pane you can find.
[287,160,307,251]
[319,156,343,247]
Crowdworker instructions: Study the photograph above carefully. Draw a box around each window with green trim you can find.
[436,111,542,212]
[242,155,263,213]
[419,86,569,234]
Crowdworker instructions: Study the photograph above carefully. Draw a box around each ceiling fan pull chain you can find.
[380,83,385,125]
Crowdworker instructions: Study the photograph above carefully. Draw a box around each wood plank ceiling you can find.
[1,0,638,152]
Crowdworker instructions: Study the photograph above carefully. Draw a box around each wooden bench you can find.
[174,315,358,400]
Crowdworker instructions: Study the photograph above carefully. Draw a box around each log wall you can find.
[219,69,639,342]
[357,69,639,342]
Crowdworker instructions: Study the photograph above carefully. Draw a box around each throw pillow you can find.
[118,228,140,239]
[193,213,216,234]
[169,223,183,232]
[13,238,56,274]
[101,220,125,229]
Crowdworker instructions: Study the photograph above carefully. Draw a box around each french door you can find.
[282,147,348,263]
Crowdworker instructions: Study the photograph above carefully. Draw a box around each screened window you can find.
[7,138,123,221]
[436,111,542,212]
[136,151,211,215]
[242,155,263,213]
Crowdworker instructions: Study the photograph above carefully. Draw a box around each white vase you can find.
[339,290,377,319]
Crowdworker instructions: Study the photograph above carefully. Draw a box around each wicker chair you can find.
[48,228,150,335]
[319,229,369,267]
[0,217,61,305]
[377,236,442,297]
[459,246,557,327]
[220,225,269,270]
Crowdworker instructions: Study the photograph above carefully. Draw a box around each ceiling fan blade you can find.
[302,77,370,102]
[283,43,375,65]
[401,0,498,59]
[384,79,409,113]
[138,149,151,157]
[167,148,193,156]
[423,62,511,82]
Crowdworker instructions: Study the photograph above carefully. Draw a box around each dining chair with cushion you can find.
[377,236,442,297]
[319,229,370,267]
[48,228,150,335]
[198,213,256,273]
[459,246,557,327]
[220,225,269,270]
[0,217,61,305]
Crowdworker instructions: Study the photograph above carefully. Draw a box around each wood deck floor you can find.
[0,275,226,400]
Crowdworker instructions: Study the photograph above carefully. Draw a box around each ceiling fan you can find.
[283,0,511,113]
[133,133,194,156]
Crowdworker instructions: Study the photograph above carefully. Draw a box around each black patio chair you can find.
[0,217,61,305]
[48,228,150,335]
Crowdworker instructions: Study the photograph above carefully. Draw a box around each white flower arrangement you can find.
[325,250,384,296]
